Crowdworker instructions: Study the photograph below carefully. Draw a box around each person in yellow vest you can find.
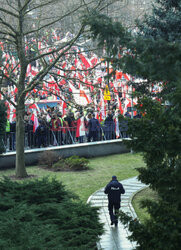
[6,120,10,133]
[57,112,64,145]
[5,120,10,151]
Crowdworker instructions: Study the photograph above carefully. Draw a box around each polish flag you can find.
[78,72,84,81]
[76,116,86,137]
[116,71,122,80]
[78,53,91,69]
[31,112,39,132]
[62,101,67,117]
[75,58,78,67]
[115,117,120,138]
[31,67,38,76]
[29,103,40,113]
[38,41,42,50]
[124,98,131,114]
[9,105,16,123]
[62,62,66,68]
[123,73,130,81]
[0,41,4,50]
[26,64,31,76]
[79,84,91,105]
[116,95,124,114]
[100,91,106,120]
[91,56,98,66]
[69,82,90,106]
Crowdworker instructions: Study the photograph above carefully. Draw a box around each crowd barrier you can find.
[3,123,129,152]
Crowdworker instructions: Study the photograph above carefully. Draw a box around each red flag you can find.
[116,71,122,80]
[62,62,66,68]
[31,69,38,76]
[123,73,130,81]
[79,53,91,69]
[91,57,98,66]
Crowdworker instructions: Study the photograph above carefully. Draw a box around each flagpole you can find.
[130,79,134,154]
[107,59,110,109]
[131,84,134,119]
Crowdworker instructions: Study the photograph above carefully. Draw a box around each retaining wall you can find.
[0,139,130,169]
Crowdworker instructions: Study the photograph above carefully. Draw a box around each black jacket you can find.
[88,118,100,132]
[104,115,115,132]
[104,180,125,203]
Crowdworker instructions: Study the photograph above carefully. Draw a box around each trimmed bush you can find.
[0,177,103,249]
[52,155,89,171]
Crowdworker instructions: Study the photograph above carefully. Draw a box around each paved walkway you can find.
[87,176,147,250]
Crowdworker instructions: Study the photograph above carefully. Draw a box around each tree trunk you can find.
[15,97,28,178]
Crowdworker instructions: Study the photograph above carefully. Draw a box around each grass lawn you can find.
[0,153,145,203]
[132,187,159,223]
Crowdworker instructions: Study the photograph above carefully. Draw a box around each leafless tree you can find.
[0,0,114,177]
[0,0,152,178]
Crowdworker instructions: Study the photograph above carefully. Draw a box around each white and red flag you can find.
[78,53,91,69]
[31,112,39,132]
[76,116,86,137]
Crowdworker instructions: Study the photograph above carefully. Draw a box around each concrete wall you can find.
[0,139,130,169]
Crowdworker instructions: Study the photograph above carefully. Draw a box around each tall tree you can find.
[84,0,181,249]
[0,0,112,177]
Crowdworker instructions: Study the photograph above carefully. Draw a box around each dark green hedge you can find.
[0,177,103,249]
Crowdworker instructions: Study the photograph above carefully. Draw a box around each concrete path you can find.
[87,176,147,250]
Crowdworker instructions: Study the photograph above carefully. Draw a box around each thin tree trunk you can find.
[15,97,27,178]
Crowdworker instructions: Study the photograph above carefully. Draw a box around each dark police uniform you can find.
[104,176,125,226]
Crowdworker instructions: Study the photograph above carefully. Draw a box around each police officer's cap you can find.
[112,176,117,180]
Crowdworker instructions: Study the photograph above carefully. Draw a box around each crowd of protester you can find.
[1,27,142,152]
[3,104,136,152]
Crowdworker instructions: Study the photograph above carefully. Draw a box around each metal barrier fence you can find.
[3,123,128,152]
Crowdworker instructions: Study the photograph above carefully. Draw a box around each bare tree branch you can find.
[0,18,17,36]
[24,3,84,36]
[0,7,18,18]
[22,24,86,98]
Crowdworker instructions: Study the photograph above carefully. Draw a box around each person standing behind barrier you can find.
[35,119,46,148]
[50,114,59,145]
[57,112,64,145]
[104,111,115,140]
[25,115,34,148]
[87,113,101,142]
[10,117,16,151]
[64,112,76,144]
[5,119,10,151]
[104,176,125,226]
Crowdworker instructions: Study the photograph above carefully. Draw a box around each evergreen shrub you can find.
[0,177,103,249]
[52,155,89,171]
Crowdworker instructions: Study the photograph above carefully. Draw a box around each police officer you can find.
[104,176,125,226]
